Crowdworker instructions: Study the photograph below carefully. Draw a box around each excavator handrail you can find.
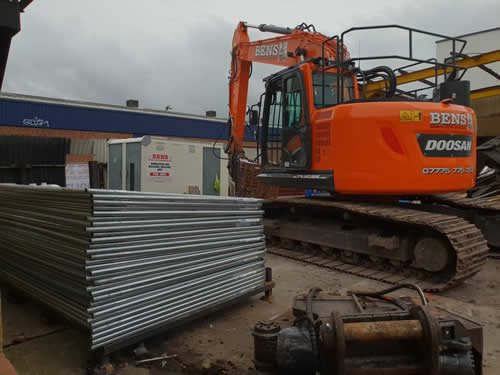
[364,49,500,98]
[340,24,467,56]
[337,24,468,102]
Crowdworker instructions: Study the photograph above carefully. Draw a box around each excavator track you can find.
[431,193,500,212]
[430,193,500,253]
[264,197,489,292]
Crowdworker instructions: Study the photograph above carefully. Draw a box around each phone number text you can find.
[422,167,474,175]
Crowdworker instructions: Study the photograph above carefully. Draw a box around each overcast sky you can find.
[3,0,499,117]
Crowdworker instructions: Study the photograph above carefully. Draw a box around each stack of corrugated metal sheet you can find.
[0,185,266,350]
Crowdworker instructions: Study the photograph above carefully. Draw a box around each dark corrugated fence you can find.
[0,135,70,185]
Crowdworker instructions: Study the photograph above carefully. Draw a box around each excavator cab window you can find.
[283,76,303,128]
[265,81,283,167]
[261,71,311,170]
[312,72,354,108]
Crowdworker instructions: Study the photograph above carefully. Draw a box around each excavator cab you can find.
[257,62,358,189]
[261,69,310,170]
[261,68,358,168]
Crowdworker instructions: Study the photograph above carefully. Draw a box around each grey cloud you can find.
[3,0,499,118]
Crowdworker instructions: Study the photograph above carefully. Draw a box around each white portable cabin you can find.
[108,136,228,196]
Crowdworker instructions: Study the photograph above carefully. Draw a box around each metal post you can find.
[409,30,413,59]
[130,163,135,191]
[264,267,273,300]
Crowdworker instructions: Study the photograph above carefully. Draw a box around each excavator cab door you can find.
[261,70,311,171]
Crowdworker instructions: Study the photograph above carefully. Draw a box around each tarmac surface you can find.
[2,253,499,374]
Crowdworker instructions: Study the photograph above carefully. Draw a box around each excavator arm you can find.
[227,21,347,161]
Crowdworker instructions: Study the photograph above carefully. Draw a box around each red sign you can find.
[152,154,169,160]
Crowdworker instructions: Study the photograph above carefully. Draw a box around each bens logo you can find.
[429,112,473,130]
[425,139,472,152]
[255,42,288,61]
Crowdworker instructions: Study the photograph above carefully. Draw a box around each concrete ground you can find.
[2,253,500,374]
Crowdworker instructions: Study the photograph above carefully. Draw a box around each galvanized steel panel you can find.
[0,184,266,350]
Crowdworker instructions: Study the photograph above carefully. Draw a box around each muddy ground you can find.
[2,253,499,374]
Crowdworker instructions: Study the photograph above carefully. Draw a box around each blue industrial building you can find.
[0,92,257,187]
[0,92,256,142]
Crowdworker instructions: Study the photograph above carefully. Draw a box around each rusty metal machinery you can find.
[252,320,281,366]
[253,284,482,375]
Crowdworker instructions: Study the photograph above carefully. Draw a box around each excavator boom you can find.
[229,21,347,155]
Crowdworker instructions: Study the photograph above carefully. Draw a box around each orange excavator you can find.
[226,22,490,291]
